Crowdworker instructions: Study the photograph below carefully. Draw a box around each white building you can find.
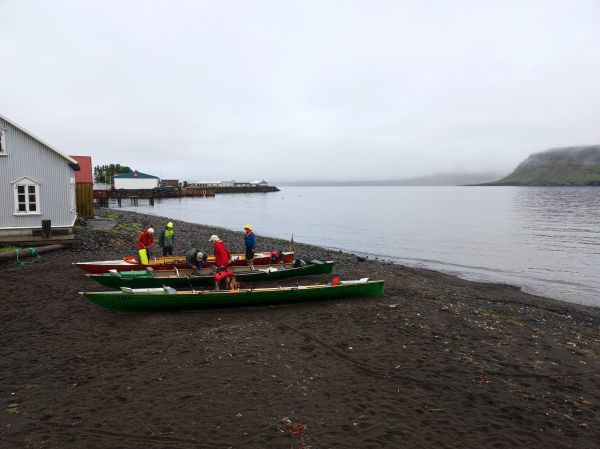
[113,171,159,189]
[250,180,269,186]
[193,180,270,188]
[0,114,79,238]
[194,181,221,187]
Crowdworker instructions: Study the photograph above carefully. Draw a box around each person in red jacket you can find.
[136,227,155,264]
[209,234,232,290]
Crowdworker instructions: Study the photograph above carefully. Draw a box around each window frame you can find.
[0,128,6,155]
[13,177,41,215]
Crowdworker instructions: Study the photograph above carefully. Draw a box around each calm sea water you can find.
[111,187,600,306]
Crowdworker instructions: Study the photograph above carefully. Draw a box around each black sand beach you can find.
[1,209,599,448]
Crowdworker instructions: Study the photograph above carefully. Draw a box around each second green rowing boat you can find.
[87,259,334,289]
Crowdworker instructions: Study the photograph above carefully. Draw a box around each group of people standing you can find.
[135,222,257,290]
[134,221,177,263]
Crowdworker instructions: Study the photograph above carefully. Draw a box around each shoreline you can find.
[109,201,596,308]
[1,207,599,448]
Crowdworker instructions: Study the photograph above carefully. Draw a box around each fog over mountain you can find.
[491,145,600,186]
[1,0,600,181]
[515,146,600,171]
[277,172,504,186]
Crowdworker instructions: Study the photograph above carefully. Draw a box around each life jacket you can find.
[214,268,234,281]
[136,230,154,249]
[163,228,174,247]
[244,230,256,249]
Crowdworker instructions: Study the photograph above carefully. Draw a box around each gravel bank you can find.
[1,208,599,449]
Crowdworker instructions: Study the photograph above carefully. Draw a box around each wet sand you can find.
[1,209,599,448]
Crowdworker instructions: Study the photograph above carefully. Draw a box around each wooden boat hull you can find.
[88,260,335,289]
[81,280,384,311]
[75,251,295,274]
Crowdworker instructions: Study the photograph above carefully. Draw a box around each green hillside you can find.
[494,145,600,186]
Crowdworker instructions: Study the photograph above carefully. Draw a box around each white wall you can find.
[0,117,77,233]
[114,178,159,189]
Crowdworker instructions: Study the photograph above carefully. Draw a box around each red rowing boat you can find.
[74,251,295,274]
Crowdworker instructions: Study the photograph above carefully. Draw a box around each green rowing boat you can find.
[87,260,335,289]
[80,279,384,311]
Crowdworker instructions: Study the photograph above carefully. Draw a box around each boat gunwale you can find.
[88,260,334,280]
[80,280,385,311]
[85,260,335,289]
[82,279,384,297]
[73,251,294,266]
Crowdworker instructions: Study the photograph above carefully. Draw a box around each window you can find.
[70,177,75,213]
[0,129,6,154]
[13,178,40,214]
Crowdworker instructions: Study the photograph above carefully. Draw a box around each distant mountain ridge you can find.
[489,145,600,186]
[277,172,501,187]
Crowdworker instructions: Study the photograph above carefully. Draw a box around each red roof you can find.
[70,155,93,183]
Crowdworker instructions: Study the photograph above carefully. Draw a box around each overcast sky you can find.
[1,0,599,181]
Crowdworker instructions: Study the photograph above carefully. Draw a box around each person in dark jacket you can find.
[243,224,256,266]
[185,248,207,270]
[158,222,175,256]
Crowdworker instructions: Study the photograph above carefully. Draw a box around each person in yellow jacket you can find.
[159,222,175,256]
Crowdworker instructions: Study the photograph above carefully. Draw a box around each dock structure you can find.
[109,187,184,207]
[93,184,111,207]
[182,187,215,197]
[116,196,154,207]
[113,192,160,207]
[192,180,279,194]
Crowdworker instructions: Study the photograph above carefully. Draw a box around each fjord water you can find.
[113,187,600,306]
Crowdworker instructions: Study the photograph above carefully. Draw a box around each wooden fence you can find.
[75,183,94,218]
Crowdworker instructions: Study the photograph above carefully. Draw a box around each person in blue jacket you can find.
[243,224,256,266]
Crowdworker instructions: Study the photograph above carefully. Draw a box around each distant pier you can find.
[213,186,279,194]
[100,185,277,208]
